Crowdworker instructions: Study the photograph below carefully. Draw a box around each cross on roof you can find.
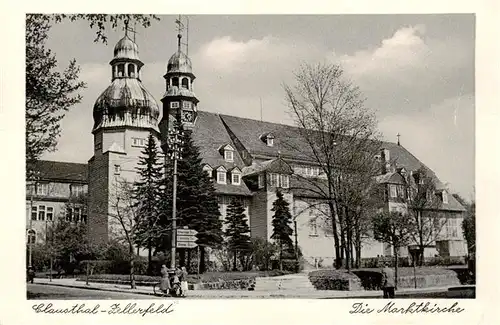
[123,20,138,42]
[397,132,401,146]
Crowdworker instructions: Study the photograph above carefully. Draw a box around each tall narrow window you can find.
[232,173,241,185]
[46,207,54,221]
[217,170,226,184]
[37,183,49,196]
[224,150,234,162]
[31,206,37,221]
[270,173,279,187]
[389,185,397,198]
[27,229,36,244]
[38,205,45,221]
[181,77,189,89]
[258,174,265,188]
[442,191,448,204]
[310,218,318,236]
[280,174,290,189]
[172,77,179,87]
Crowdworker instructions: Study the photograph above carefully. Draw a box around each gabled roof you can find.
[32,160,88,183]
[375,172,406,185]
[242,157,293,176]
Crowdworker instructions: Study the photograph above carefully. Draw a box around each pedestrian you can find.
[380,262,396,298]
[180,266,189,297]
[159,265,171,295]
[27,267,35,284]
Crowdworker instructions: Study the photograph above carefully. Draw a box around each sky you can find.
[42,14,475,199]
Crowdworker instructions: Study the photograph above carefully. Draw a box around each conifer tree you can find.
[133,134,163,274]
[158,127,223,272]
[224,198,252,271]
[271,189,294,270]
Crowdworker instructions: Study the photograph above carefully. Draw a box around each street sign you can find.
[176,241,198,249]
[177,229,197,236]
[176,235,197,242]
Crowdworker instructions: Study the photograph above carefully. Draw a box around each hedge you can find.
[309,267,464,291]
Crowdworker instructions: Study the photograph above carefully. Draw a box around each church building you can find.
[26,25,468,268]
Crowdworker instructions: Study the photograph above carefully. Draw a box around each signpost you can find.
[176,228,198,248]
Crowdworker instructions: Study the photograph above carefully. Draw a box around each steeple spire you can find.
[397,132,401,146]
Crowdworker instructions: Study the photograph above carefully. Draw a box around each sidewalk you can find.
[32,278,455,299]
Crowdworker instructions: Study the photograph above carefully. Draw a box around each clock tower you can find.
[159,25,198,149]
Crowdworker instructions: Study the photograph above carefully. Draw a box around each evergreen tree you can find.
[224,198,252,271]
[158,127,223,272]
[271,189,294,270]
[133,134,164,274]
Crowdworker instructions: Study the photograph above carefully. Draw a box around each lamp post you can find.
[167,125,183,269]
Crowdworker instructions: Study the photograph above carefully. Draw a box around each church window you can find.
[172,77,179,87]
[181,77,189,89]
[310,218,318,236]
[170,102,180,109]
[224,150,234,162]
[389,185,397,198]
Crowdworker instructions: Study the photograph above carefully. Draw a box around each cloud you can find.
[378,93,475,198]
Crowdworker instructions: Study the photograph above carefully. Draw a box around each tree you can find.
[25,14,159,179]
[160,127,223,272]
[454,194,475,255]
[26,15,85,179]
[108,180,141,289]
[224,199,252,271]
[283,62,381,269]
[270,189,294,270]
[373,211,416,287]
[133,134,164,274]
[407,167,448,266]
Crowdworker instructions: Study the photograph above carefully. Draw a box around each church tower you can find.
[88,24,160,244]
[159,21,198,149]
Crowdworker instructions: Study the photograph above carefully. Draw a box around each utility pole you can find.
[168,125,182,269]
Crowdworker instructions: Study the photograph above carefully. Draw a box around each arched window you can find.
[128,64,136,77]
[117,64,125,77]
[27,229,36,244]
[181,77,189,89]
[172,77,179,87]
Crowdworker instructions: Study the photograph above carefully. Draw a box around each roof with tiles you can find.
[191,111,252,196]
[33,160,88,183]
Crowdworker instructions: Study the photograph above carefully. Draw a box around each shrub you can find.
[308,270,362,291]
[352,270,383,290]
[424,256,466,266]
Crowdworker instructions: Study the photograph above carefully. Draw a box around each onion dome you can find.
[92,32,159,133]
[112,35,140,62]
[167,50,194,76]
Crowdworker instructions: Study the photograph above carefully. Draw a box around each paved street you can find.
[27,284,163,300]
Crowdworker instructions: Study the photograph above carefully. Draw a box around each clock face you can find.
[182,110,194,122]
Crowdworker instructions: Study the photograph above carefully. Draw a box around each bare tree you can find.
[283,62,381,270]
[108,178,140,289]
[407,167,448,266]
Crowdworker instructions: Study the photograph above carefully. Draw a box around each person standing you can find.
[180,266,189,297]
[27,267,35,284]
[159,265,171,295]
[380,262,396,298]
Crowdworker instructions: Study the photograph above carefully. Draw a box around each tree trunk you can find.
[129,243,136,289]
[394,248,399,290]
[147,240,152,275]
[233,250,237,271]
[279,242,283,271]
[354,217,362,269]
[200,246,206,273]
[328,200,341,269]
[187,249,192,273]
[344,207,352,272]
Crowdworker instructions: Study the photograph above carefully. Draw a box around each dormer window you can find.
[202,164,213,178]
[216,166,227,184]
[442,191,448,204]
[230,168,242,185]
[219,144,235,162]
[260,132,275,147]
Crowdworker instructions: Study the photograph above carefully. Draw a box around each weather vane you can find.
[123,20,138,43]
[174,15,190,55]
